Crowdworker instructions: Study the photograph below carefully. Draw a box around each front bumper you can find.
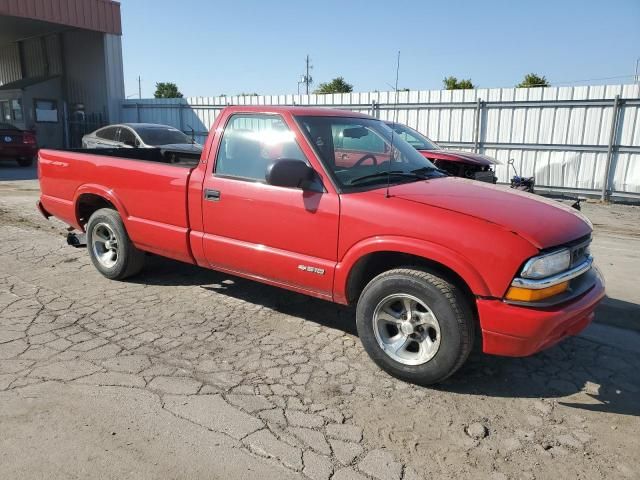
[477,267,605,357]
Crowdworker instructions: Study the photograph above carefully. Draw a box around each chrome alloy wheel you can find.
[91,223,119,268]
[372,293,441,366]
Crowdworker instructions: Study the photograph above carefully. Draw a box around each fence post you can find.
[136,103,141,123]
[179,101,184,133]
[601,94,621,201]
[473,98,483,153]
[371,100,379,119]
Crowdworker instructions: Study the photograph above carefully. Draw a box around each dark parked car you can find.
[386,122,498,183]
[82,123,202,155]
[0,122,38,167]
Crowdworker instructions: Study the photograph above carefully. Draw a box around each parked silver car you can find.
[82,123,202,154]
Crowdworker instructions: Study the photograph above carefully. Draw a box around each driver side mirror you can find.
[266,159,322,192]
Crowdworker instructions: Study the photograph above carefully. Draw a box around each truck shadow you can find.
[443,351,640,417]
[134,255,639,418]
[595,296,640,332]
[133,254,357,335]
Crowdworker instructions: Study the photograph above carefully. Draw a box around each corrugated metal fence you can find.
[121,83,640,200]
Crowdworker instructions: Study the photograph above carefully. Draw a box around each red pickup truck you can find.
[37,106,604,385]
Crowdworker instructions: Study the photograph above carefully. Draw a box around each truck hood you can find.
[385,177,591,249]
[418,149,499,166]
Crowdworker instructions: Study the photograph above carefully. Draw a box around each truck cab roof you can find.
[221,105,372,118]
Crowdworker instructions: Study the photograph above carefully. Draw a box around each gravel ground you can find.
[1,168,639,480]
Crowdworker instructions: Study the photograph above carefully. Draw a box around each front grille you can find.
[569,236,591,268]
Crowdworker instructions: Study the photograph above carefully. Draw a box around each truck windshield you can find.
[385,122,440,151]
[296,116,443,190]
[135,127,190,146]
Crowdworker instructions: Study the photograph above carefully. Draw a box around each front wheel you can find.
[356,268,475,386]
[86,208,145,280]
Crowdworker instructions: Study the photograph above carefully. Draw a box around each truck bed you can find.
[38,148,200,264]
[63,147,201,167]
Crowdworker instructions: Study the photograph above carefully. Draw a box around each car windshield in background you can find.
[386,122,440,151]
[296,116,443,190]
[135,127,190,146]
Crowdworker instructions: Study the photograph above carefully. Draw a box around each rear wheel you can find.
[356,268,474,385]
[86,208,145,280]
[16,157,33,167]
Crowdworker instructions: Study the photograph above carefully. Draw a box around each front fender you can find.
[73,184,130,231]
[333,235,491,304]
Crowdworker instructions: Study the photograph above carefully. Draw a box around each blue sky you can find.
[119,0,640,98]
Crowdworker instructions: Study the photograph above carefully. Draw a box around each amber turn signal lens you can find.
[505,281,569,302]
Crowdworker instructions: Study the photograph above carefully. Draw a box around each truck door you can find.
[200,113,339,298]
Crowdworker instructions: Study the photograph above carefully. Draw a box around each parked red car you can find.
[386,122,498,183]
[0,122,38,167]
[37,106,604,385]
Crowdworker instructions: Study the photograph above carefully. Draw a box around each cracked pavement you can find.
[1,170,639,479]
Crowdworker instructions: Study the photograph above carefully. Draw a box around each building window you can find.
[0,101,9,122]
[34,99,58,123]
[11,99,23,122]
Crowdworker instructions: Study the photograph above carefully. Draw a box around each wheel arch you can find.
[335,236,490,306]
[73,185,129,231]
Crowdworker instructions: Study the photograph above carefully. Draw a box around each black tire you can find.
[86,208,145,280]
[356,268,474,386]
[17,157,34,167]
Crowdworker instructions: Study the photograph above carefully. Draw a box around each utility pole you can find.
[635,58,640,84]
[305,55,311,94]
[138,76,142,99]
[299,55,313,95]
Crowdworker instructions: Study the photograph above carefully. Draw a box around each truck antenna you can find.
[386,50,401,199]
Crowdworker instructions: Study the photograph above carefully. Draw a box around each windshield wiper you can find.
[349,170,430,185]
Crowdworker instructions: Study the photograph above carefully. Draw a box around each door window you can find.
[118,127,138,146]
[96,127,118,141]
[215,114,307,182]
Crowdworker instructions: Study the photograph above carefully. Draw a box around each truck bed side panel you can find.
[39,149,195,264]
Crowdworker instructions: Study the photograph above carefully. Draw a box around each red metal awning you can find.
[0,0,122,35]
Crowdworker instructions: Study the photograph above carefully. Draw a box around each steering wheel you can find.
[353,154,378,167]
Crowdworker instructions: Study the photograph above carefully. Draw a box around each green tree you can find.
[237,92,259,96]
[154,82,183,98]
[314,77,353,94]
[443,76,476,90]
[517,73,550,88]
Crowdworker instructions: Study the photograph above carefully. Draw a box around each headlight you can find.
[520,249,571,279]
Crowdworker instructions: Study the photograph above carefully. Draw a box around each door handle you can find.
[204,189,221,201]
